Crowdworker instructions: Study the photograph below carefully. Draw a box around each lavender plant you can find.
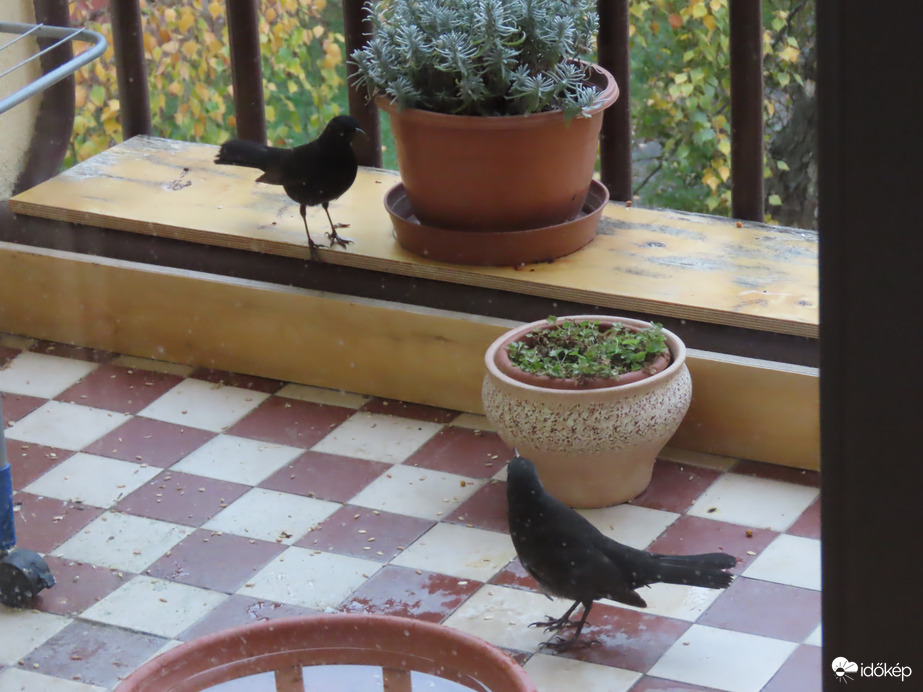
[349,0,601,118]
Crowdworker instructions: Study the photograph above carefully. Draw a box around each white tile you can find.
[5,401,130,451]
[805,623,822,647]
[0,606,70,666]
[0,352,98,398]
[391,523,516,581]
[604,582,725,621]
[137,378,269,432]
[443,584,569,652]
[203,488,339,544]
[523,653,641,692]
[24,453,160,508]
[0,668,107,692]
[449,413,495,432]
[241,547,382,610]
[275,383,369,409]
[171,434,303,485]
[53,511,192,572]
[110,355,194,377]
[81,576,227,638]
[578,503,679,550]
[348,464,483,520]
[658,446,738,472]
[743,534,821,591]
[688,473,819,531]
[311,412,443,463]
[648,624,797,692]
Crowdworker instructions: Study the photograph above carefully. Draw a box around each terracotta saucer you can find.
[386,179,609,266]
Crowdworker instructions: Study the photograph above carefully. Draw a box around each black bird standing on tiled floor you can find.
[506,455,738,651]
[215,115,363,257]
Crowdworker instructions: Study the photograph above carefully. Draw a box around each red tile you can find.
[342,564,481,622]
[259,450,389,502]
[10,493,104,553]
[179,594,320,641]
[551,603,691,672]
[115,470,249,526]
[227,396,355,448]
[698,577,820,641]
[296,505,434,562]
[731,458,820,488]
[32,556,131,616]
[22,620,168,688]
[82,417,215,467]
[405,427,512,478]
[630,677,719,691]
[5,442,72,487]
[490,557,542,593]
[630,460,723,513]
[761,644,822,692]
[0,344,22,364]
[29,340,114,363]
[1,391,45,423]
[190,367,285,394]
[361,397,459,423]
[787,496,821,539]
[646,515,777,572]
[145,529,286,593]
[449,480,509,533]
[56,364,183,414]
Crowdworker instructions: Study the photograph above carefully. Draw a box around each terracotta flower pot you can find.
[482,316,692,508]
[377,62,619,233]
[114,613,535,692]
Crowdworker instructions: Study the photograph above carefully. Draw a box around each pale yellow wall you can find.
[0,0,41,200]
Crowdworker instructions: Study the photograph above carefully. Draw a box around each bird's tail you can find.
[214,139,282,172]
[647,552,736,589]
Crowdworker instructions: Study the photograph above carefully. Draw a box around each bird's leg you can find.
[539,601,598,652]
[300,204,322,260]
[322,202,354,248]
[530,600,582,632]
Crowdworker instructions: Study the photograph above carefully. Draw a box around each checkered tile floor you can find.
[0,333,821,692]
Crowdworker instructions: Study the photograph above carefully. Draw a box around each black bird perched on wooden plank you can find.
[214,115,363,255]
[506,455,737,651]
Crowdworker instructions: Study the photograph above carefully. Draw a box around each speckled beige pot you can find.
[482,316,692,508]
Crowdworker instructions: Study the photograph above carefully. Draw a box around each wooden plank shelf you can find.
[9,135,818,339]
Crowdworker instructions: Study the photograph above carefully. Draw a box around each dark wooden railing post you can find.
[110,0,151,138]
[729,0,764,221]
[597,0,632,202]
[343,0,382,167]
[226,0,266,143]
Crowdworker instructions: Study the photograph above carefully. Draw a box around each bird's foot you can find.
[538,635,598,653]
[529,615,580,633]
[307,238,324,261]
[326,230,354,249]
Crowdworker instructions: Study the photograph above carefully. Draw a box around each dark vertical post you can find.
[597,0,631,201]
[818,1,923,687]
[226,0,266,143]
[729,0,764,221]
[343,0,382,167]
[110,0,151,138]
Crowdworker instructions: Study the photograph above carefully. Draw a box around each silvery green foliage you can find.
[350,0,601,118]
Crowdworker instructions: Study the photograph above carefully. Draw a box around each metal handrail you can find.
[0,21,107,115]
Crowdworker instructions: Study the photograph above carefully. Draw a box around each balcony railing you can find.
[107,0,768,221]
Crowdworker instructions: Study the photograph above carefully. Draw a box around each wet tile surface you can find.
[0,332,821,692]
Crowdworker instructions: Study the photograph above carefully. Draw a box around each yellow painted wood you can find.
[672,350,819,470]
[0,242,818,470]
[9,135,817,338]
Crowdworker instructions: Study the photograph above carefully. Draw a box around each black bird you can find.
[214,115,363,255]
[506,455,737,651]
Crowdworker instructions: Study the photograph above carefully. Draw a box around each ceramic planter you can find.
[377,63,619,235]
[482,316,692,508]
[114,613,536,692]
